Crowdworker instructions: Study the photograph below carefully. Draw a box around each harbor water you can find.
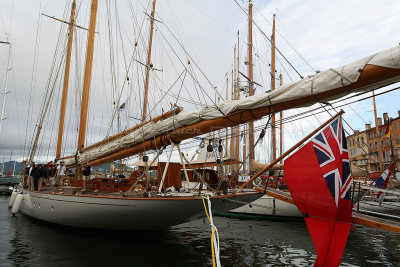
[1,195,399,266]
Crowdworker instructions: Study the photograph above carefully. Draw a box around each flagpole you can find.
[239,110,345,190]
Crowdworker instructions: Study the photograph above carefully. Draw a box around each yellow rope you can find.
[203,197,216,266]
[211,228,216,267]
[202,197,211,223]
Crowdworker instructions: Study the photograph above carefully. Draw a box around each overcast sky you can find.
[0,0,400,164]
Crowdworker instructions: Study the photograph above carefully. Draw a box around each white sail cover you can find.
[64,45,400,166]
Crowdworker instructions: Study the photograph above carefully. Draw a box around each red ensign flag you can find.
[284,116,352,267]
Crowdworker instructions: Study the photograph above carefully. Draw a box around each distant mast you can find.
[248,0,255,164]
[231,45,237,172]
[77,0,98,150]
[235,33,240,172]
[229,69,234,174]
[279,73,283,163]
[225,72,229,173]
[56,0,76,159]
[271,14,276,161]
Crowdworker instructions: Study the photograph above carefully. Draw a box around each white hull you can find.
[19,190,261,231]
[230,195,302,217]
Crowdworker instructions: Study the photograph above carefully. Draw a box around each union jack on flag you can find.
[311,117,352,207]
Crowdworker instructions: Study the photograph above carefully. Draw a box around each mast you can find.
[248,0,255,163]
[0,41,10,139]
[232,45,237,172]
[372,90,383,171]
[271,14,276,161]
[12,159,16,176]
[229,69,234,173]
[225,74,228,157]
[56,0,76,159]
[279,73,283,163]
[243,124,247,174]
[142,0,157,122]
[77,0,98,151]
[235,34,240,172]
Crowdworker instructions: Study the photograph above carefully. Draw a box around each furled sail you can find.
[64,45,400,167]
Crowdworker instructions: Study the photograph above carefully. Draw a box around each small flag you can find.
[385,124,391,138]
[375,161,395,204]
[119,93,131,112]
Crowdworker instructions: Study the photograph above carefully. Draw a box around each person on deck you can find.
[28,162,35,190]
[46,162,53,184]
[23,164,29,188]
[56,161,67,187]
[32,164,42,191]
[81,165,91,190]
[38,164,48,191]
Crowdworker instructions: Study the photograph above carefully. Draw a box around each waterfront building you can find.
[349,111,400,173]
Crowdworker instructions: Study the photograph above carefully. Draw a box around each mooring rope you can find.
[202,196,221,267]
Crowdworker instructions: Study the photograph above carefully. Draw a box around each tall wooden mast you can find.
[142,0,157,122]
[56,0,76,159]
[77,0,98,150]
[372,90,383,171]
[248,0,255,163]
[271,14,276,161]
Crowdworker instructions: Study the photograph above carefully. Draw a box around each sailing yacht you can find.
[11,0,261,231]
[10,1,400,231]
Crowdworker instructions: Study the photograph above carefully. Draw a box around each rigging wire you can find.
[253,5,316,73]
[231,0,304,79]
[24,0,43,159]
[154,17,224,104]
[177,86,400,153]
[147,69,186,115]
[106,0,149,137]
[27,2,71,160]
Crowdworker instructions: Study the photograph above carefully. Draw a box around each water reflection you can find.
[1,196,400,266]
